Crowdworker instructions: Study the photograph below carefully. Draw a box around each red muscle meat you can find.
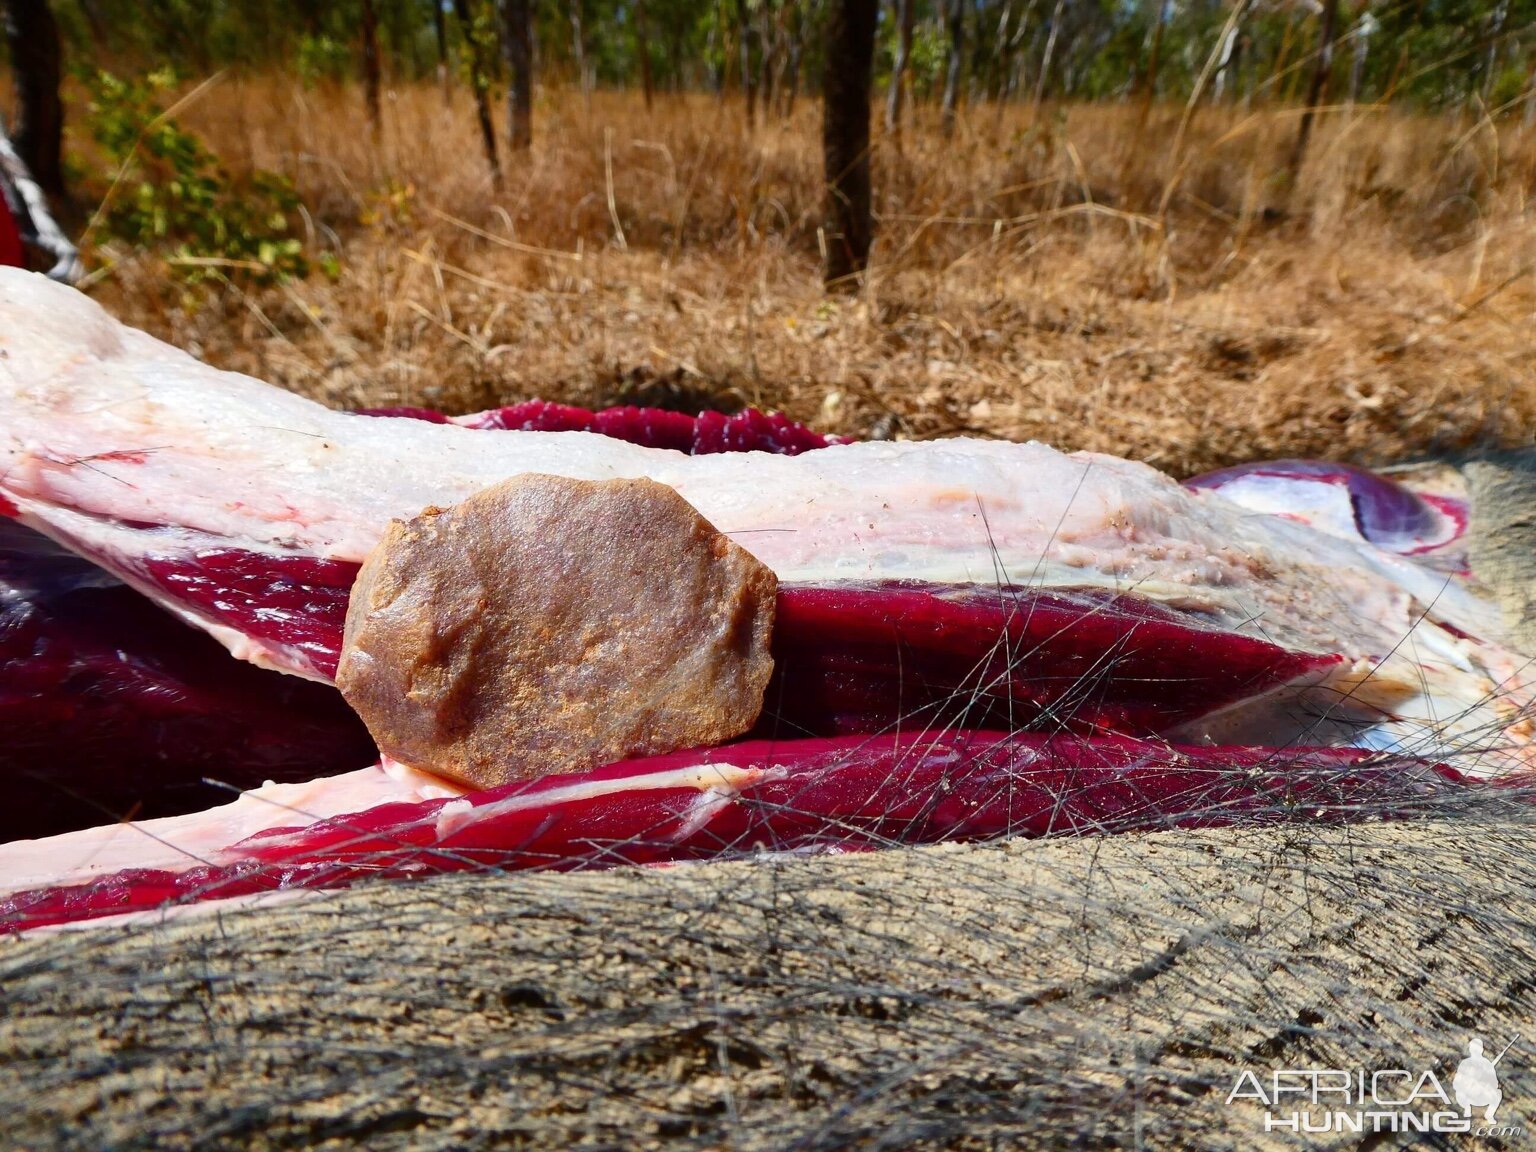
[0,194,24,269]
[0,521,375,840]
[0,731,1476,933]
[130,536,1338,740]
[358,399,843,455]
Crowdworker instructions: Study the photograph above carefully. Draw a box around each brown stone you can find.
[336,473,778,789]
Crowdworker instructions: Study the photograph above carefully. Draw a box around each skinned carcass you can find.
[0,266,1532,933]
[0,273,1518,707]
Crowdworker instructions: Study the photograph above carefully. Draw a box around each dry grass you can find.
[68,76,1536,475]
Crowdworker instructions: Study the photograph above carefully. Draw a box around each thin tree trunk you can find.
[1030,0,1065,116]
[571,5,590,106]
[707,4,723,91]
[992,0,1013,101]
[499,0,533,150]
[361,0,383,135]
[635,0,655,111]
[452,0,502,184]
[885,0,915,137]
[1523,53,1536,128]
[1140,0,1167,105]
[76,0,108,51]
[0,115,79,280]
[433,0,450,103]
[1213,27,1237,101]
[758,1,779,119]
[1210,0,1252,104]
[1481,1,1507,101]
[940,0,964,138]
[738,0,759,128]
[994,0,1034,106]
[2,0,66,202]
[1349,11,1375,104]
[1289,0,1340,179]
[783,1,804,118]
[669,21,685,90]
[823,0,879,288]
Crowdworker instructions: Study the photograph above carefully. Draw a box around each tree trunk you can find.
[1349,11,1375,105]
[783,1,804,119]
[0,114,79,280]
[1213,27,1237,101]
[823,0,878,289]
[499,0,533,150]
[452,0,502,184]
[1289,0,1340,179]
[1030,0,1065,116]
[75,0,107,51]
[758,1,779,121]
[1523,53,1536,129]
[2,0,66,202]
[713,0,728,92]
[360,0,383,136]
[571,5,590,106]
[994,0,1034,105]
[635,0,655,111]
[940,0,964,138]
[885,0,915,137]
[1481,1,1508,101]
[1139,0,1167,106]
[738,0,759,128]
[433,0,450,103]
[669,21,685,91]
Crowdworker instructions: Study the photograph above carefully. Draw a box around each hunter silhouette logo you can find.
[1454,1036,1516,1123]
[1228,1034,1525,1137]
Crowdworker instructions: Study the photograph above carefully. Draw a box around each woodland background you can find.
[4,0,1536,474]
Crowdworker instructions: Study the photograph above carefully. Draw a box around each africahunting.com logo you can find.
[1228,1034,1524,1138]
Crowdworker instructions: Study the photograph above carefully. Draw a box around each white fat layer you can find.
[2,759,769,890]
[15,887,324,937]
[392,760,762,825]
[0,762,466,898]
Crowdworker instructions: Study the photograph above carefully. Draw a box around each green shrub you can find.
[87,69,308,283]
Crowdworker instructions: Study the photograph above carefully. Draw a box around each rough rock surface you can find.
[337,474,777,789]
[1467,454,1536,653]
[2,816,1532,1150]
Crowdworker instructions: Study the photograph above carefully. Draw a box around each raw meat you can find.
[0,731,1477,933]
[1,267,1531,935]
[0,519,375,841]
[362,398,844,455]
[1185,459,1466,555]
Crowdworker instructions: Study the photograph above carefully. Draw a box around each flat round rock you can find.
[337,473,778,789]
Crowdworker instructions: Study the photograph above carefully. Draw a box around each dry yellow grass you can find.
[66,76,1536,475]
